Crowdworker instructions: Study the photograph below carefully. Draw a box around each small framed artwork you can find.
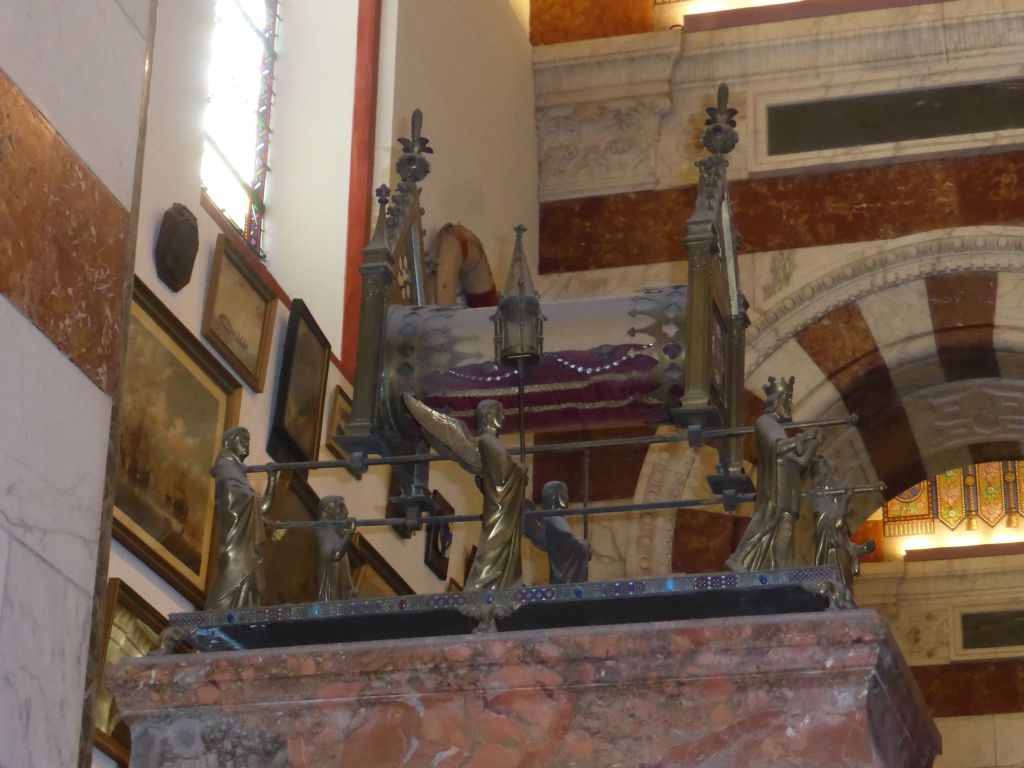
[114,279,242,606]
[424,490,454,580]
[268,299,331,463]
[325,384,353,459]
[261,471,320,606]
[350,533,414,596]
[94,579,167,766]
[201,234,278,392]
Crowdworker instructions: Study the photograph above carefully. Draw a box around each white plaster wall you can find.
[261,0,360,352]
[378,0,539,284]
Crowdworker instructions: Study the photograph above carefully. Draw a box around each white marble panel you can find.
[994,272,1024,378]
[934,715,996,768]
[537,261,687,302]
[0,526,8,626]
[0,294,112,589]
[91,749,119,768]
[746,337,829,415]
[0,0,147,204]
[0,538,93,768]
[994,712,1024,767]
[858,279,940,389]
[114,0,152,37]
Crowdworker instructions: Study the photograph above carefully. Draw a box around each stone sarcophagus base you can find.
[112,609,939,767]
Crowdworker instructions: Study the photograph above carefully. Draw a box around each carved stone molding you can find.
[746,228,1024,377]
[903,377,1024,474]
[536,95,672,200]
[533,3,1024,200]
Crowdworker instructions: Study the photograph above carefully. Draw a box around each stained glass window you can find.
[201,0,279,255]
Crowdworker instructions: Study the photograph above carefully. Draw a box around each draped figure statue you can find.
[404,395,526,590]
[726,376,821,572]
[207,427,278,610]
[524,480,590,584]
[316,495,356,601]
[810,455,875,601]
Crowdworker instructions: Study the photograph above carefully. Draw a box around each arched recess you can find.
[629,226,1024,576]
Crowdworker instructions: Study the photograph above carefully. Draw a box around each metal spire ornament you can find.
[492,225,544,458]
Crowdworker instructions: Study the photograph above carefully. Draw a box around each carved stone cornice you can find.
[533,2,1024,201]
[745,228,1024,377]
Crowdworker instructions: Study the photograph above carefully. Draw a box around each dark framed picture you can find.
[201,234,278,392]
[325,384,352,459]
[262,471,319,606]
[114,279,242,606]
[424,490,454,580]
[350,533,414,596]
[94,579,167,766]
[268,299,330,463]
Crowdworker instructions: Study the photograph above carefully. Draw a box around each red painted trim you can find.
[341,0,383,381]
[683,0,952,33]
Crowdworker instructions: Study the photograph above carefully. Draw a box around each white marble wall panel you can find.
[114,0,153,38]
[746,337,828,412]
[858,280,942,391]
[935,716,997,768]
[537,260,687,302]
[994,272,1024,379]
[994,713,1024,767]
[0,296,112,590]
[0,538,93,768]
[0,0,147,205]
[0,526,9,626]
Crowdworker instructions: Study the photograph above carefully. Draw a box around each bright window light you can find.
[201,0,277,250]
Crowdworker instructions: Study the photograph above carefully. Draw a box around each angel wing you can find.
[402,393,482,475]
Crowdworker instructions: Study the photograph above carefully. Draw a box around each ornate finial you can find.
[762,375,795,398]
[375,184,391,206]
[701,82,739,156]
[514,224,527,240]
[396,108,433,183]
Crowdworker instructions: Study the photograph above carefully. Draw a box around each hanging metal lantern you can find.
[492,224,544,365]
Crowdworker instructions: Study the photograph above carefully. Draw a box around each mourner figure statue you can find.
[404,394,527,590]
[524,480,590,584]
[810,455,875,600]
[206,427,278,610]
[727,376,821,572]
[316,495,357,601]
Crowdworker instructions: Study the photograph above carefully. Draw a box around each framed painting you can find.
[114,279,242,606]
[201,234,278,392]
[262,471,319,606]
[94,579,166,766]
[268,298,330,463]
[350,533,414,597]
[424,490,454,580]
[325,384,352,459]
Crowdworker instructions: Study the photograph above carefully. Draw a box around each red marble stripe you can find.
[0,68,130,394]
[795,303,925,498]
[530,0,653,46]
[926,271,1000,381]
[539,151,1024,274]
[531,425,653,502]
[912,659,1024,718]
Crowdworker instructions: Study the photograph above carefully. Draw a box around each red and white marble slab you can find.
[113,609,940,767]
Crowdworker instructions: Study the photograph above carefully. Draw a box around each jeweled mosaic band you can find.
[169,566,843,652]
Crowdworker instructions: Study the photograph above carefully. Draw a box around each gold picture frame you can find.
[325,384,352,459]
[93,579,166,766]
[114,279,242,606]
[201,234,278,392]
